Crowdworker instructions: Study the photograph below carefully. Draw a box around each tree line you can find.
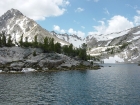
[0,32,88,60]
[0,32,15,47]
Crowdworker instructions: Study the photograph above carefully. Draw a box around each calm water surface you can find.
[0,64,140,105]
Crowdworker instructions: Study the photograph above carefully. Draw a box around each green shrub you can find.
[33,50,37,56]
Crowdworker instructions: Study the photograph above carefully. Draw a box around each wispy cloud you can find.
[94,0,99,2]
[134,10,140,25]
[75,7,84,12]
[104,8,110,15]
[136,10,140,15]
[126,4,138,9]
[93,18,96,21]
[81,26,85,29]
[73,20,80,24]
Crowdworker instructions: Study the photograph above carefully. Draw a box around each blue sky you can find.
[1,0,140,38]
[37,0,140,38]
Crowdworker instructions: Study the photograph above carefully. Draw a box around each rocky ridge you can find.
[0,8,69,46]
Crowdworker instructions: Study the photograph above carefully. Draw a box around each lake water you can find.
[0,64,140,105]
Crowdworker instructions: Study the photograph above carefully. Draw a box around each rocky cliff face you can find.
[0,9,69,45]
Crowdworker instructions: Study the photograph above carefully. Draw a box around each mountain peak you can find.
[0,8,23,21]
[8,8,23,16]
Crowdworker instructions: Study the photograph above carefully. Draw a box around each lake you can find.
[0,64,140,105]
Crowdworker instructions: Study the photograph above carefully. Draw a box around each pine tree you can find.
[49,38,54,52]
[19,34,23,47]
[69,44,73,56]
[43,37,49,52]
[0,33,2,47]
[79,48,87,60]
[62,45,69,55]
[33,50,37,56]
[0,36,2,47]
[33,35,38,47]
[2,32,6,46]
[81,43,87,49]
[7,35,13,47]
[24,37,29,47]
[54,42,61,53]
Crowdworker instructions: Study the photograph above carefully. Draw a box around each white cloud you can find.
[0,0,69,20]
[65,1,70,5]
[75,7,84,12]
[53,25,66,33]
[68,28,85,38]
[53,26,85,38]
[60,29,66,33]
[68,28,77,34]
[106,15,133,33]
[104,8,110,15]
[88,15,134,38]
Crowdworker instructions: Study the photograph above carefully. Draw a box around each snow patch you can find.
[54,34,84,48]
[89,29,130,41]
[133,31,140,34]
[90,53,101,56]
[124,50,128,59]
[22,68,36,72]
[104,55,124,63]
[132,36,140,40]
[105,40,111,46]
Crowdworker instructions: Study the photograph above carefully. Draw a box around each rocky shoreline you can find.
[0,47,101,73]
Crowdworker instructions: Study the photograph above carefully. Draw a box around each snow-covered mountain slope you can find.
[87,26,140,63]
[50,31,85,47]
[0,9,69,45]
[86,26,140,48]
[87,28,131,42]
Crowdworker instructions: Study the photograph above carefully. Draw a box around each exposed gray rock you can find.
[82,61,91,66]
[10,62,24,71]
[42,68,48,71]
[0,47,81,72]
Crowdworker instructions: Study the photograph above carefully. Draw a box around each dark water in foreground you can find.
[0,64,140,105]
